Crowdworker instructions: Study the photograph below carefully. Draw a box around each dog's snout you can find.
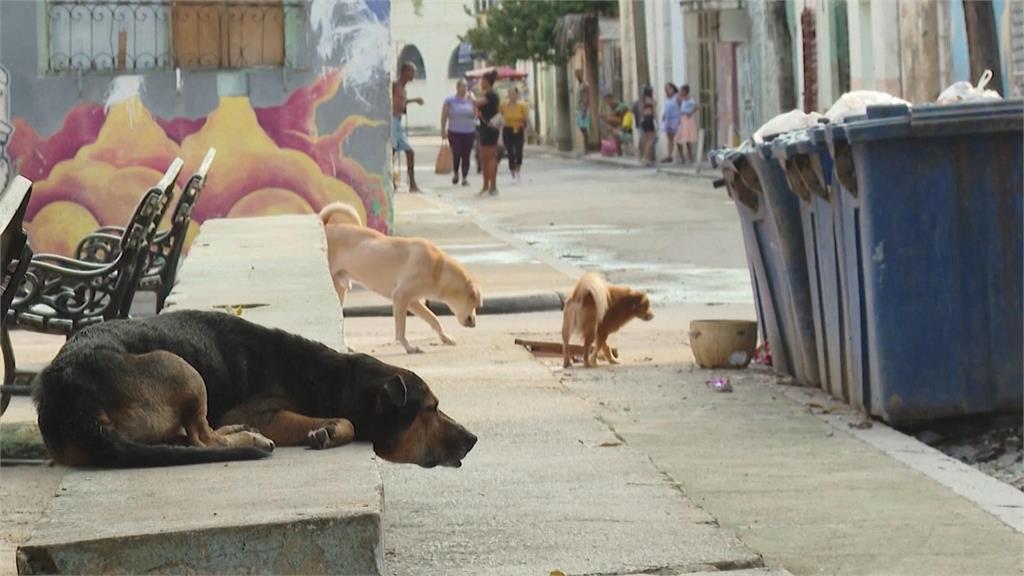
[465,431,478,451]
[464,316,476,328]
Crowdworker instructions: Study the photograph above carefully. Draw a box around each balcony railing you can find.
[45,0,309,75]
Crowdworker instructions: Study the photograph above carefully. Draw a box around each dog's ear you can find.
[378,374,408,411]
[470,282,483,306]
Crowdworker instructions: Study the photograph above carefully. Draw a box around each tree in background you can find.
[463,0,617,65]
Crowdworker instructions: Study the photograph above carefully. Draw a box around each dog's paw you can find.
[440,333,457,346]
[307,419,355,450]
[242,431,275,452]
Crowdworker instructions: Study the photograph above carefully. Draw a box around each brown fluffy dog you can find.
[562,272,654,368]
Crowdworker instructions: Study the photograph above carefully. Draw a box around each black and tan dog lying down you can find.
[34,310,477,468]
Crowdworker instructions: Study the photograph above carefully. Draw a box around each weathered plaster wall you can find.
[1,0,392,257]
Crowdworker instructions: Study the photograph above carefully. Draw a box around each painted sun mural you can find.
[7,70,388,257]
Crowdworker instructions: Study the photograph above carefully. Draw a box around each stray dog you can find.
[34,310,478,468]
[320,202,483,354]
[562,272,654,368]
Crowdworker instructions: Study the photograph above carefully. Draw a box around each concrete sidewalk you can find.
[532,145,716,182]
[3,186,1022,575]
[346,304,1023,576]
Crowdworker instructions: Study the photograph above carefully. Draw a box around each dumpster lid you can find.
[768,133,807,161]
[844,99,1024,143]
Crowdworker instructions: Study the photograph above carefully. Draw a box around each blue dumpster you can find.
[772,130,847,401]
[830,101,1023,424]
[711,144,820,386]
[825,121,871,414]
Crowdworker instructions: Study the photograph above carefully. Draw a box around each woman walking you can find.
[675,84,699,164]
[639,85,657,167]
[441,79,477,186]
[474,70,501,196]
[660,83,680,163]
[501,87,529,183]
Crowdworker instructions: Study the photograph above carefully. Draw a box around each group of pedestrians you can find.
[634,82,697,166]
[658,82,699,165]
[393,63,530,198]
[579,69,698,167]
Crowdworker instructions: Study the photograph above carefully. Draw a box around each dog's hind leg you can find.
[561,307,574,368]
[111,351,275,452]
[409,300,456,345]
[583,332,596,368]
[260,410,355,449]
[333,273,352,307]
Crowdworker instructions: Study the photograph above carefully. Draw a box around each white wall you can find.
[391,0,475,131]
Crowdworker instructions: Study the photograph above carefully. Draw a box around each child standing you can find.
[675,85,699,164]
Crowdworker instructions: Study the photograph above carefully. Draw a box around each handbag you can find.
[488,112,505,130]
[434,141,453,175]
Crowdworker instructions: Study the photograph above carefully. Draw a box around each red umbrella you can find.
[465,66,528,80]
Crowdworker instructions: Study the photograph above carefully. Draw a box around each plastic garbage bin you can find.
[825,120,871,414]
[831,101,1023,424]
[772,130,847,401]
[710,144,820,386]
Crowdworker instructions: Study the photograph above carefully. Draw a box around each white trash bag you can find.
[937,70,1002,105]
[752,109,823,144]
[825,90,910,123]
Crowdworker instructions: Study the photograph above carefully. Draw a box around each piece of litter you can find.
[706,377,733,393]
[807,402,831,414]
[825,429,834,437]
[848,419,873,430]
[598,441,622,448]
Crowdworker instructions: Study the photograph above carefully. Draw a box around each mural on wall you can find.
[7,70,387,257]
[1,0,393,257]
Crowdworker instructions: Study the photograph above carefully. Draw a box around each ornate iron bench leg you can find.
[1,325,14,415]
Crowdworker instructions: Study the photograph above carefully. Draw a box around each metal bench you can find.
[75,148,215,312]
[1,159,183,411]
[0,176,34,415]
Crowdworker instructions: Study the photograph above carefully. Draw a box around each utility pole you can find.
[963,0,1004,91]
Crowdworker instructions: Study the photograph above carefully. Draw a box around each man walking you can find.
[393,61,424,192]
[574,69,591,152]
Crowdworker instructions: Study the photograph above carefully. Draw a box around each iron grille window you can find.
[45,0,309,75]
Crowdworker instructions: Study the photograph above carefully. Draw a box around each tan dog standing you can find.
[562,272,654,368]
[320,202,482,354]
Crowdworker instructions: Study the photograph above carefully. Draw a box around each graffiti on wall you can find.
[6,69,388,257]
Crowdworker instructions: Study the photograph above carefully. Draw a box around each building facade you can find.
[391,0,476,131]
[616,0,1023,160]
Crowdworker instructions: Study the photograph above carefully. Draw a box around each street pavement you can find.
[2,142,1022,575]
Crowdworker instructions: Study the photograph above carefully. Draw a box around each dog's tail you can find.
[319,202,363,227]
[578,272,610,323]
[33,369,270,469]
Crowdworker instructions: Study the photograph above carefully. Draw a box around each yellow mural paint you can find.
[27,201,99,256]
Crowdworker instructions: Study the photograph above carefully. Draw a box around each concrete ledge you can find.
[18,215,383,574]
[17,449,383,575]
[344,290,567,317]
